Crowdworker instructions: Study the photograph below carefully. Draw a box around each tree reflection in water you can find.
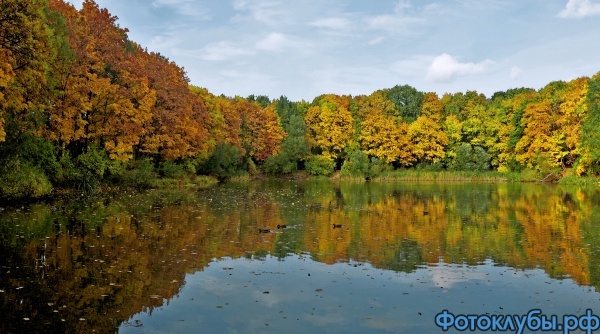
[0,181,599,333]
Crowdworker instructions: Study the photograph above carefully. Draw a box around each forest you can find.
[1,0,599,199]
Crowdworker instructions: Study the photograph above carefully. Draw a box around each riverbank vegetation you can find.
[1,0,599,199]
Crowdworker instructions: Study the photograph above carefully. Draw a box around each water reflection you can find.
[0,181,599,333]
[121,255,599,334]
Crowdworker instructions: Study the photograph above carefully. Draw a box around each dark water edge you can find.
[0,180,599,333]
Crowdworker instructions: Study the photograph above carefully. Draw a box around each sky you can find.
[69,0,600,101]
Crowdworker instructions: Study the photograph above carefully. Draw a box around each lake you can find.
[1,180,600,333]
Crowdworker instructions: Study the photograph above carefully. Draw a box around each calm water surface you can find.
[1,180,600,333]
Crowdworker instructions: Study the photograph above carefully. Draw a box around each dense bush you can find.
[263,151,297,175]
[159,160,185,178]
[305,155,335,177]
[120,158,158,189]
[0,159,53,198]
[76,145,110,178]
[341,150,370,179]
[452,143,490,172]
[203,143,242,181]
[368,157,390,178]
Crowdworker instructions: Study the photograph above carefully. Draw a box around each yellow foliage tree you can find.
[305,94,354,160]
[443,114,463,163]
[408,116,448,163]
[558,77,588,168]
[360,110,414,166]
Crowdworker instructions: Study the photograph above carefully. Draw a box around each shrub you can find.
[305,155,335,177]
[368,157,390,178]
[452,143,490,172]
[182,159,197,174]
[263,152,297,175]
[76,145,110,178]
[121,158,157,189]
[17,135,61,181]
[159,160,185,178]
[246,158,258,176]
[204,142,242,181]
[341,150,369,178]
[0,159,53,199]
[66,145,113,193]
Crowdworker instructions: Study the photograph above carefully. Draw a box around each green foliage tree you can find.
[385,85,424,122]
[247,94,271,108]
[204,142,242,181]
[451,143,490,171]
[264,112,311,175]
[579,73,600,175]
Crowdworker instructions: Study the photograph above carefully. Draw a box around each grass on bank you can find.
[337,168,599,184]
[371,170,528,182]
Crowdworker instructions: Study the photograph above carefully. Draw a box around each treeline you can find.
[0,0,599,199]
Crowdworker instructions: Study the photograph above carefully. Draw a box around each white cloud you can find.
[426,53,495,83]
[151,0,210,18]
[309,17,352,30]
[233,0,285,25]
[558,0,600,18]
[201,41,254,61]
[510,66,522,81]
[220,69,244,78]
[148,33,181,51]
[152,0,185,5]
[364,0,425,33]
[367,36,385,46]
[255,33,287,51]
[255,33,309,53]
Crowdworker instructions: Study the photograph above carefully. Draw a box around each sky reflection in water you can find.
[1,181,600,333]
[121,255,600,334]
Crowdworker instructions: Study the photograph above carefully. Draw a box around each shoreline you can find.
[2,170,598,203]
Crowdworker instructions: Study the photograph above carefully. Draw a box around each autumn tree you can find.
[408,116,448,164]
[420,92,444,123]
[359,106,414,166]
[190,86,243,160]
[579,72,600,175]
[515,81,568,172]
[45,0,158,160]
[136,50,210,160]
[305,94,354,162]
[442,115,462,166]
[559,78,588,168]
[488,88,536,171]
[237,98,285,162]
[0,0,51,140]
